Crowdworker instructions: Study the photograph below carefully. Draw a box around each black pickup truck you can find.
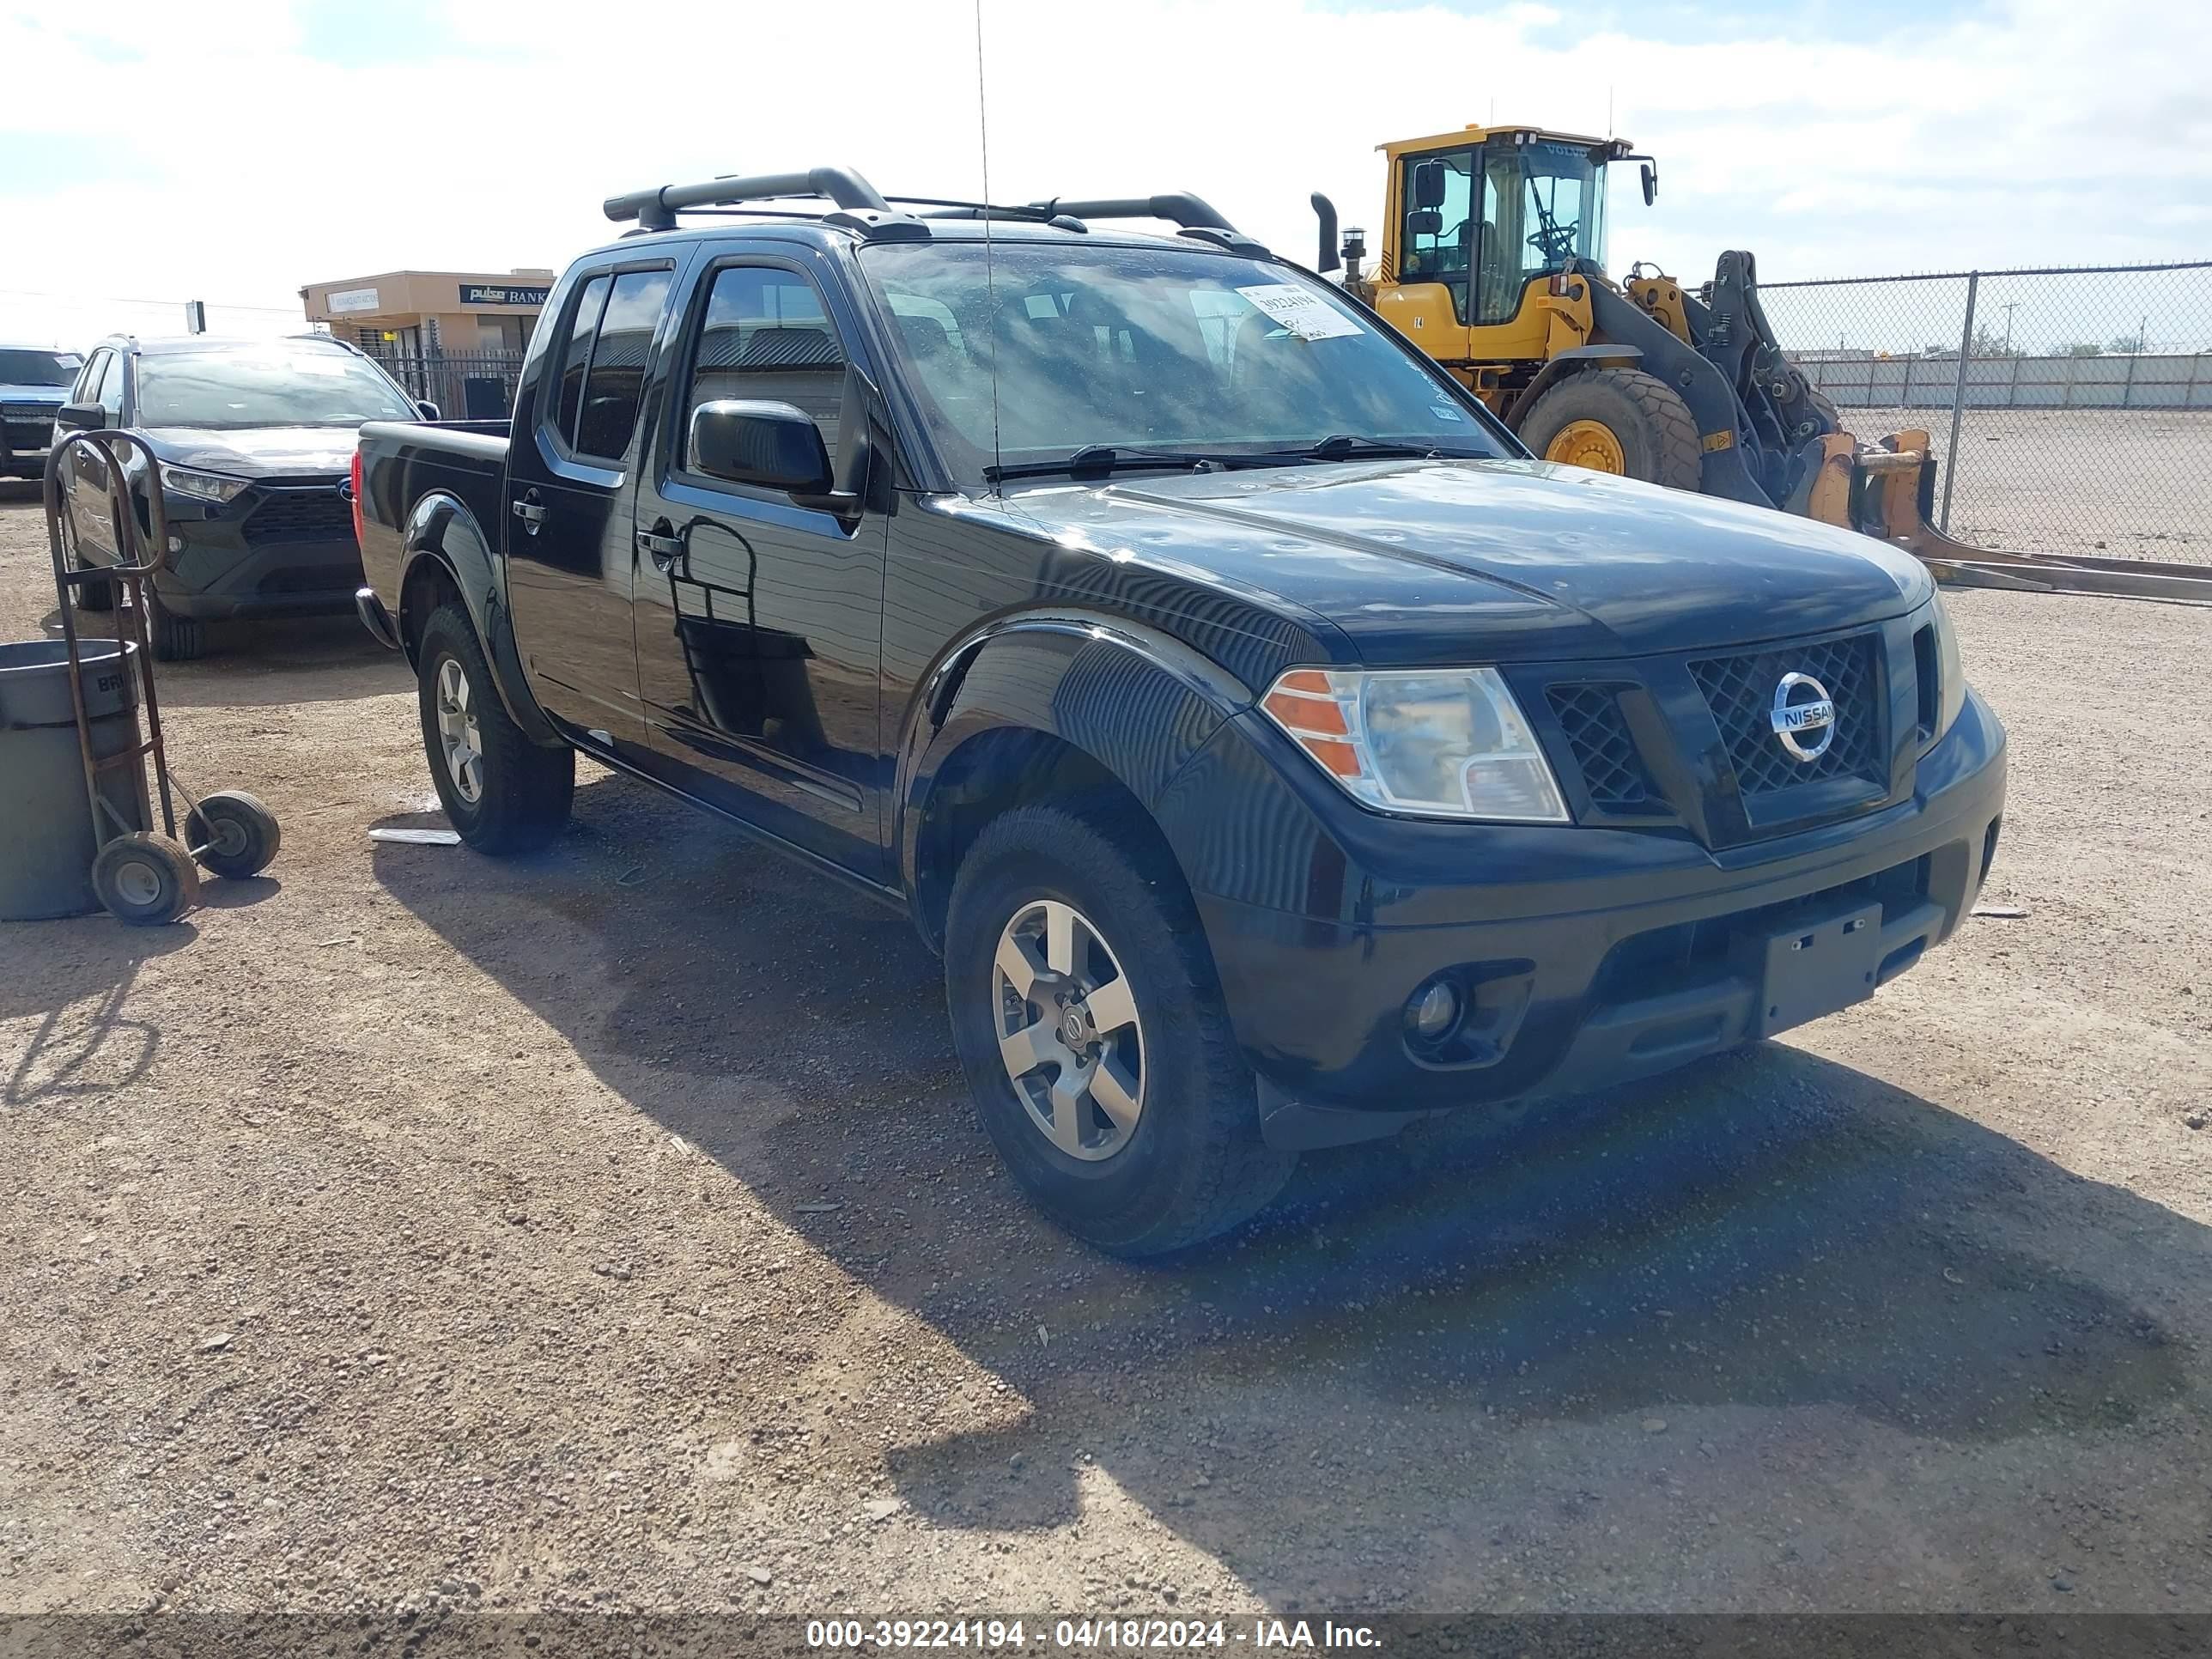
[353,167,2006,1255]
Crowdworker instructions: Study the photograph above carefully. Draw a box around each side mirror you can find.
[690,399,833,496]
[1640,162,1657,206]
[1407,210,1443,239]
[57,402,106,432]
[1412,160,1448,211]
[416,399,441,422]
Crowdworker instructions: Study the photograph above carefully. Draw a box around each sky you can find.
[3,0,2209,354]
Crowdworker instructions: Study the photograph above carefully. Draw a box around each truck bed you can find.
[354,419,512,623]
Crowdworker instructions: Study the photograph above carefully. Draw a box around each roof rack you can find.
[602,167,928,241]
[924,193,1270,257]
[600,170,1269,256]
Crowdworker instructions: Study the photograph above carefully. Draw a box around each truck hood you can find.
[139,427,357,481]
[0,383,70,406]
[1018,458,1934,664]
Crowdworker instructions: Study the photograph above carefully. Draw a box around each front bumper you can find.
[1164,689,2007,1144]
[151,480,362,619]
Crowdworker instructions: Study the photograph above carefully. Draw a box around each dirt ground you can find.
[2,478,2209,1627]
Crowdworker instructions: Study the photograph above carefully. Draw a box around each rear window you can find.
[135,348,416,429]
[575,270,672,459]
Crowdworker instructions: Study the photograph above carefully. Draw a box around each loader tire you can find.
[1517,368,1704,493]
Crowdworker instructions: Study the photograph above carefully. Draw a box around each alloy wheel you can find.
[434,657,484,804]
[992,898,1146,1162]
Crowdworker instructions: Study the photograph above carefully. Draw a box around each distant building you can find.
[298,269,556,357]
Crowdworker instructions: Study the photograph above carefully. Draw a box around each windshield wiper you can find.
[1302,434,1449,461]
[982,444,1232,484]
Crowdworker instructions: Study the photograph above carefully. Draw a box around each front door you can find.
[630,252,889,877]
[502,259,678,751]
[65,349,127,558]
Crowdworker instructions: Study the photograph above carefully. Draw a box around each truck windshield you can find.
[0,349,83,386]
[859,240,1511,485]
[136,347,418,429]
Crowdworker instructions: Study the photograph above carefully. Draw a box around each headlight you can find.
[159,464,250,505]
[1260,666,1569,823]
[1931,592,1966,738]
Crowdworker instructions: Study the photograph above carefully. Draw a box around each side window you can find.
[74,349,108,404]
[682,266,848,475]
[95,351,126,416]
[574,268,672,460]
[1401,150,1474,323]
[552,274,611,447]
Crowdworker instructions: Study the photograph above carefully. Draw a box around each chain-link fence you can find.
[1758,261,2211,558]
[362,350,527,422]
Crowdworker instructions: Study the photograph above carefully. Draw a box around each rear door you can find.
[503,257,681,752]
[629,246,890,877]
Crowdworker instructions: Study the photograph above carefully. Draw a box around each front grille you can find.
[243,487,354,544]
[1547,682,1658,811]
[1691,631,1883,797]
[3,408,53,452]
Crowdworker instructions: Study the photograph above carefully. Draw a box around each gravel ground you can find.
[1839,407,2211,562]
[2,479,2209,1626]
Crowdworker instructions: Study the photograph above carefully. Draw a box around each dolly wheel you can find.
[187,789,282,879]
[91,833,201,927]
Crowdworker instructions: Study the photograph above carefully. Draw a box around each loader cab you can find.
[1375,125,1633,400]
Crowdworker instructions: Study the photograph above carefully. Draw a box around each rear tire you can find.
[1517,367,1704,492]
[60,520,115,610]
[416,604,574,854]
[945,804,1295,1257]
[186,789,282,879]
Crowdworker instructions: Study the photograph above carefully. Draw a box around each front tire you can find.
[945,805,1295,1257]
[416,604,574,854]
[91,832,199,926]
[1517,367,1704,492]
[144,586,206,662]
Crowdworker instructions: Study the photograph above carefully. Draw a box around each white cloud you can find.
[2,0,2206,349]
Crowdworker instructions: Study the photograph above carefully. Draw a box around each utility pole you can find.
[2001,301,2018,355]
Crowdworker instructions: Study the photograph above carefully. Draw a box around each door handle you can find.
[511,490,547,534]
[636,526,685,572]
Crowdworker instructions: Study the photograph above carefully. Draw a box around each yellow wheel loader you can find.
[1310,125,1984,565]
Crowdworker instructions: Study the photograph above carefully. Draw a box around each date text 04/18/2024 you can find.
[805,1621,1382,1650]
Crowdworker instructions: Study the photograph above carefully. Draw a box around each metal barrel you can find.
[0,638,150,921]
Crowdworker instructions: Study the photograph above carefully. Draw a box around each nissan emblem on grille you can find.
[1769,672,1837,763]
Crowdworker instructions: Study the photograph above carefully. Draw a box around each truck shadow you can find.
[374,773,2204,1606]
[34,606,404,708]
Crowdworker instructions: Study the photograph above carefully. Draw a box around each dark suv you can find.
[53,334,424,659]
[353,168,2007,1255]
[2,344,84,480]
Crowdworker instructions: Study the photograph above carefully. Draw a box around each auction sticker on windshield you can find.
[1235,284,1363,341]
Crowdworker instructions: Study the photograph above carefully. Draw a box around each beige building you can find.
[298,268,557,356]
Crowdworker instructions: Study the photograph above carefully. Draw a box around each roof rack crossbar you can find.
[603,167,896,231]
[1024,194,1239,233]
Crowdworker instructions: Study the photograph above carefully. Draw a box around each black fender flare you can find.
[1499,341,1643,427]
[895,610,1253,939]
[397,491,560,746]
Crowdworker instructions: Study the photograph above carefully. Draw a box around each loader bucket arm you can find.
[1574,270,1779,508]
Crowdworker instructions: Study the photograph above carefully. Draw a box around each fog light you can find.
[1407,980,1462,1042]
[167,533,184,555]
